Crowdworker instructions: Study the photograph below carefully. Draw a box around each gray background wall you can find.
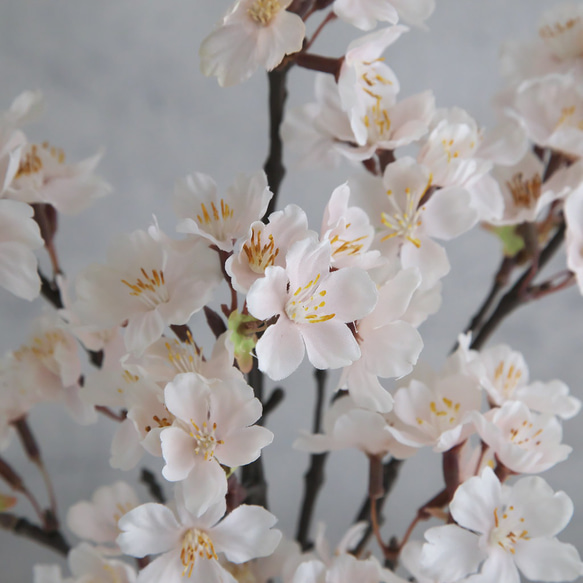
[1,1,581,581]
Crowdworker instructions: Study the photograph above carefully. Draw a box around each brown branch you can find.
[0,513,70,556]
[140,468,166,504]
[352,458,403,555]
[296,369,328,549]
[470,223,566,351]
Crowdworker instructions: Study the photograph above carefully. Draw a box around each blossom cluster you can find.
[1,1,583,583]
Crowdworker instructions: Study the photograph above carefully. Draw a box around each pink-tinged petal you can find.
[400,236,450,290]
[258,11,305,71]
[217,425,273,467]
[256,319,305,381]
[174,172,218,223]
[0,241,41,300]
[334,0,398,29]
[209,380,258,429]
[466,550,519,583]
[322,267,377,321]
[302,320,361,370]
[181,461,228,518]
[200,24,262,88]
[192,558,239,583]
[124,309,166,355]
[514,538,583,582]
[362,321,423,378]
[117,503,181,557]
[246,265,288,321]
[450,467,501,534]
[421,186,478,240]
[212,504,281,563]
[164,373,210,423]
[160,427,197,482]
[373,269,421,325]
[509,475,573,538]
[344,363,394,413]
[293,431,338,453]
[285,238,332,293]
[109,419,144,470]
[33,565,63,583]
[291,559,327,583]
[421,524,483,582]
[135,549,182,583]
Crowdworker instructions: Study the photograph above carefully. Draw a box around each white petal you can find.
[212,504,281,563]
[514,538,583,582]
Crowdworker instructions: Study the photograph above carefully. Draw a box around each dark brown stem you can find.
[96,406,127,423]
[368,454,388,555]
[296,369,329,549]
[352,458,403,555]
[294,53,343,79]
[0,513,70,556]
[263,67,291,219]
[12,418,59,527]
[140,468,166,504]
[470,223,566,351]
[39,270,64,309]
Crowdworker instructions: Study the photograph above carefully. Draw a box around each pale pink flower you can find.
[419,467,583,583]
[34,543,136,583]
[338,268,423,412]
[226,203,314,293]
[471,401,572,474]
[200,0,305,87]
[333,0,435,30]
[320,183,382,271]
[511,73,583,158]
[390,372,481,452]
[0,199,42,300]
[174,170,272,252]
[75,229,221,355]
[160,372,273,515]
[246,237,377,381]
[67,482,140,555]
[117,490,281,583]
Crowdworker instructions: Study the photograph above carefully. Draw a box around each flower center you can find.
[248,0,282,26]
[555,105,583,131]
[14,330,69,371]
[14,142,65,180]
[380,178,431,248]
[285,274,335,324]
[490,506,529,554]
[363,98,392,141]
[165,331,203,374]
[506,172,542,209]
[539,16,583,59]
[181,528,218,577]
[493,360,523,397]
[121,268,169,308]
[144,414,173,433]
[427,396,461,427]
[329,231,368,258]
[243,227,280,274]
[507,419,543,448]
[190,420,224,460]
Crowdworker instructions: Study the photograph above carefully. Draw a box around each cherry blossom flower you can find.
[390,372,481,452]
[333,0,435,30]
[419,467,583,583]
[246,237,377,381]
[511,73,583,158]
[174,170,272,252]
[471,401,572,474]
[353,157,478,290]
[320,183,382,271]
[34,543,136,583]
[0,199,42,300]
[117,490,281,583]
[338,268,424,412]
[199,0,305,87]
[74,229,221,355]
[67,482,140,555]
[294,394,416,459]
[471,343,580,419]
[226,203,314,293]
[160,372,273,515]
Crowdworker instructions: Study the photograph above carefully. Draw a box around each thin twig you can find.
[140,469,166,504]
[304,11,337,52]
[470,223,566,351]
[0,513,70,556]
[296,369,328,549]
